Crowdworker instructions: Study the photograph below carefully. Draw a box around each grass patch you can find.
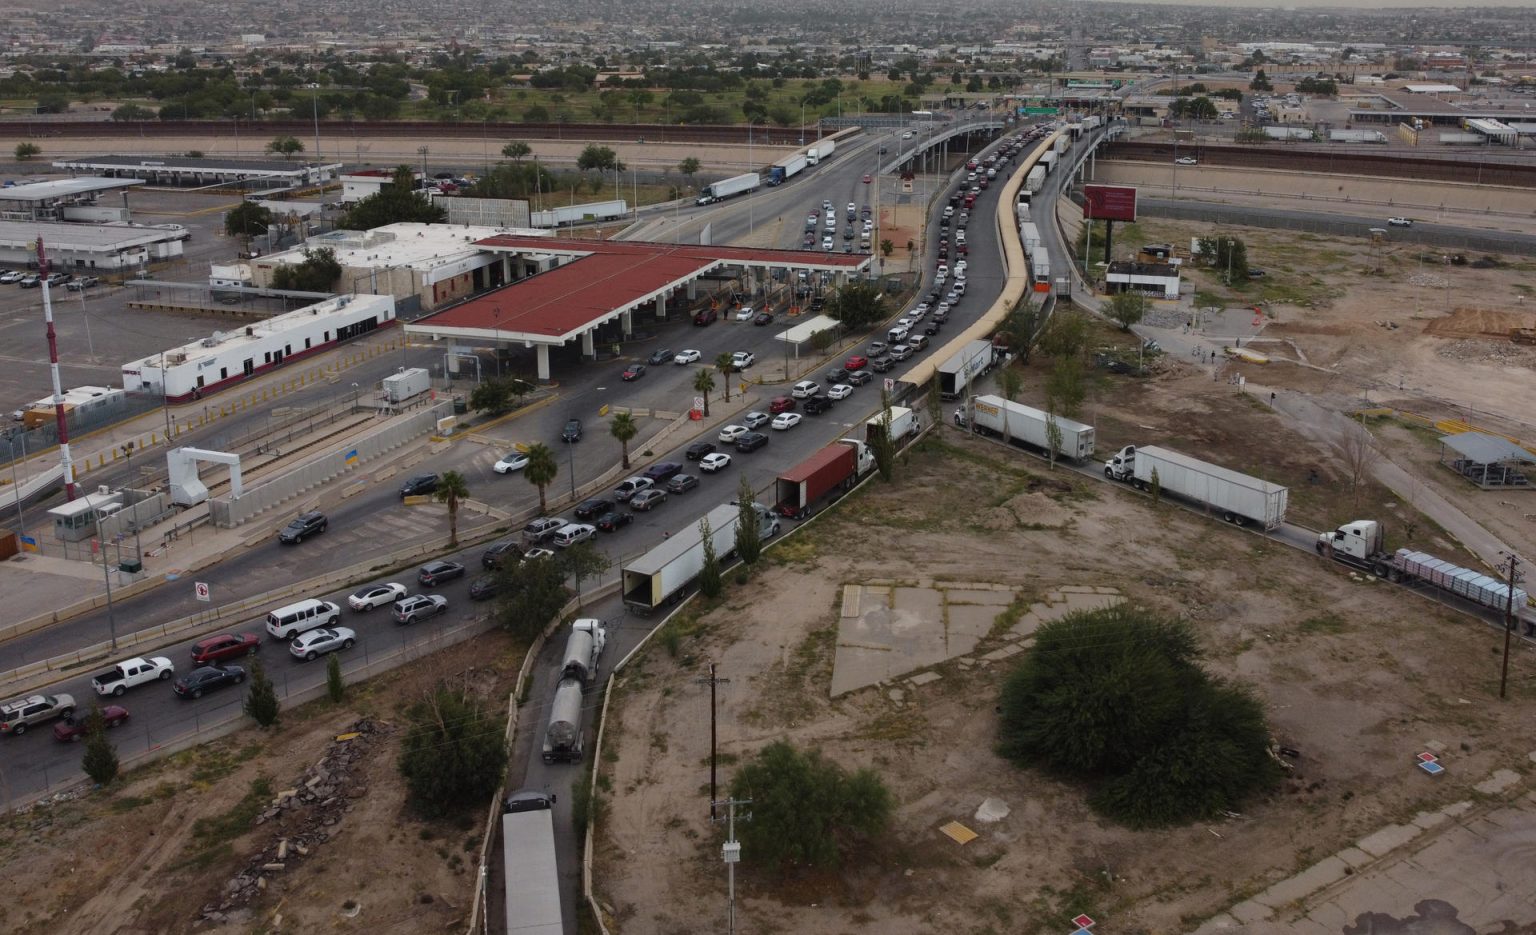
[1299,613,1348,635]
[168,775,271,872]
[108,794,155,813]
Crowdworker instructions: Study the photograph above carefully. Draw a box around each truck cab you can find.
[1317,520,1384,561]
[1103,445,1136,481]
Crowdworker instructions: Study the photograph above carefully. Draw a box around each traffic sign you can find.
[883,378,895,392]
[194,581,210,602]
[1072,914,1096,929]
[693,396,705,411]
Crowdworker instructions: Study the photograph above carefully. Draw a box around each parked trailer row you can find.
[1104,444,1289,530]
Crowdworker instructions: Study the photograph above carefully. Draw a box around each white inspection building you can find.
[121,293,396,403]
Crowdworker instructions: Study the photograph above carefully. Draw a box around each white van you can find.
[266,598,341,639]
[888,324,910,343]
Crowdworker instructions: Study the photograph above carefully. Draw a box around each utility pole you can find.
[694,663,729,818]
[1498,552,1523,700]
[712,796,750,935]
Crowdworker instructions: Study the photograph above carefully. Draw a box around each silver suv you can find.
[1,693,77,735]
[393,594,448,624]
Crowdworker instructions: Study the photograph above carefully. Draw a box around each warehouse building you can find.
[0,219,184,270]
[0,177,143,222]
[52,155,341,190]
[120,293,396,403]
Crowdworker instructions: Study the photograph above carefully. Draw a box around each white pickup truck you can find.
[92,656,175,697]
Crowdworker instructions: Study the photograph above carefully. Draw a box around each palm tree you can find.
[523,443,558,515]
[609,412,638,470]
[433,470,470,546]
[693,368,715,418]
[714,353,735,403]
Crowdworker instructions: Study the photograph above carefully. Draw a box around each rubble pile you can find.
[199,718,390,925]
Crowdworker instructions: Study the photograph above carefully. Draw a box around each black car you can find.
[481,539,523,569]
[871,356,896,373]
[173,664,246,699]
[666,473,699,494]
[685,442,716,461]
[803,396,833,415]
[469,576,501,601]
[418,560,466,586]
[924,321,943,336]
[647,347,675,366]
[561,419,583,442]
[754,311,775,326]
[278,511,327,544]
[574,497,614,521]
[641,461,683,483]
[596,511,633,532]
[735,432,768,452]
[846,369,872,386]
[400,473,439,498]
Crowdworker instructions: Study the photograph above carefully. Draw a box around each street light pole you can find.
[567,434,576,500]
[94,510,119,652]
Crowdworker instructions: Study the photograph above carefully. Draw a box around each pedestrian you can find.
[1270,391,1276,406]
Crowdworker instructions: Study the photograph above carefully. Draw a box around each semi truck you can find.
[696,173,761,205]
[1023,166,1046,196]
[866,406,920,447]
[1103,445,1289,530]
[501,791,563,935]
[1020,222,1042,254]
[621,503,780,613]
[543,676,586,763]
[1015,201,1032,226]
[806,139,837,165]
[938,340,995,401]
[560,618,607,685]
[768,154,808,185]
[1031,246,1051,288]
[1039,150,1058,174]
[963,395,1096,462]
[773,440,874,519]
[1317,520,1532,630]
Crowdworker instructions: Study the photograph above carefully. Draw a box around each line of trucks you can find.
[953,397,1529,628]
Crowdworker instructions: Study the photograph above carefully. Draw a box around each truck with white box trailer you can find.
[381,367,430,404]
[696,173,761,205]
[1024,166,1046,196]
[865,406,920,447]
[501,791,563,935]
[1104,445,1289,529]
[937,340,995,401]
[621,503,779,613]
[964,395,1096,462]
[806,139,837,164]
[768,154,808,185]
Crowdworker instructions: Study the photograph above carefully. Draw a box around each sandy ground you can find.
[592,405,1536,934]
[0,631,524,935]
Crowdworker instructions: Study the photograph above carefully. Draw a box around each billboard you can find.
[1082,184,1137,222]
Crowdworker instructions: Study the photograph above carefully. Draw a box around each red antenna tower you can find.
[36,238,77,500]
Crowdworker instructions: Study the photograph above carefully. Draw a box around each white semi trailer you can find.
[1103,444,1289,529]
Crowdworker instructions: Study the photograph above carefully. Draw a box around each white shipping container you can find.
[380,367,430,403]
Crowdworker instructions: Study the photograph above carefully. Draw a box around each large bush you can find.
[998,605,1280,828]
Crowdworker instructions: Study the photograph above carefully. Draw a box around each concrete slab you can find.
[908,671,942,687]
[1302,899,1354,931]
[831,581,1016,696]
[1474,768,1521,795]
[1441,800,1473,818]
[1192,913,1241,933]
[946,604,998,645]
[1229,899,1273,924]
[1336,847,1373,869]
[1252,855,1350,908]
[1356,823,1421,858]
[944,588,1013,606]
[1411,809,1451,830]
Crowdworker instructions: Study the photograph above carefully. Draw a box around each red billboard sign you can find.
[1083,184,1137,222]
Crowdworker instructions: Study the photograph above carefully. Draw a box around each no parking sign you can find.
[195,581,210,603]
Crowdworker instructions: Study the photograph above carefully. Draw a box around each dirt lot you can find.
[592,391,1536,933]
[0,632,524,935]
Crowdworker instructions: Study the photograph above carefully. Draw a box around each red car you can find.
[844,355,869,371]
[53,705,130,742]
[693,309,718,326]
[769,396,796,414]
[191,632,262,665]
[621,364,646,381]
[862,174,872,184]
